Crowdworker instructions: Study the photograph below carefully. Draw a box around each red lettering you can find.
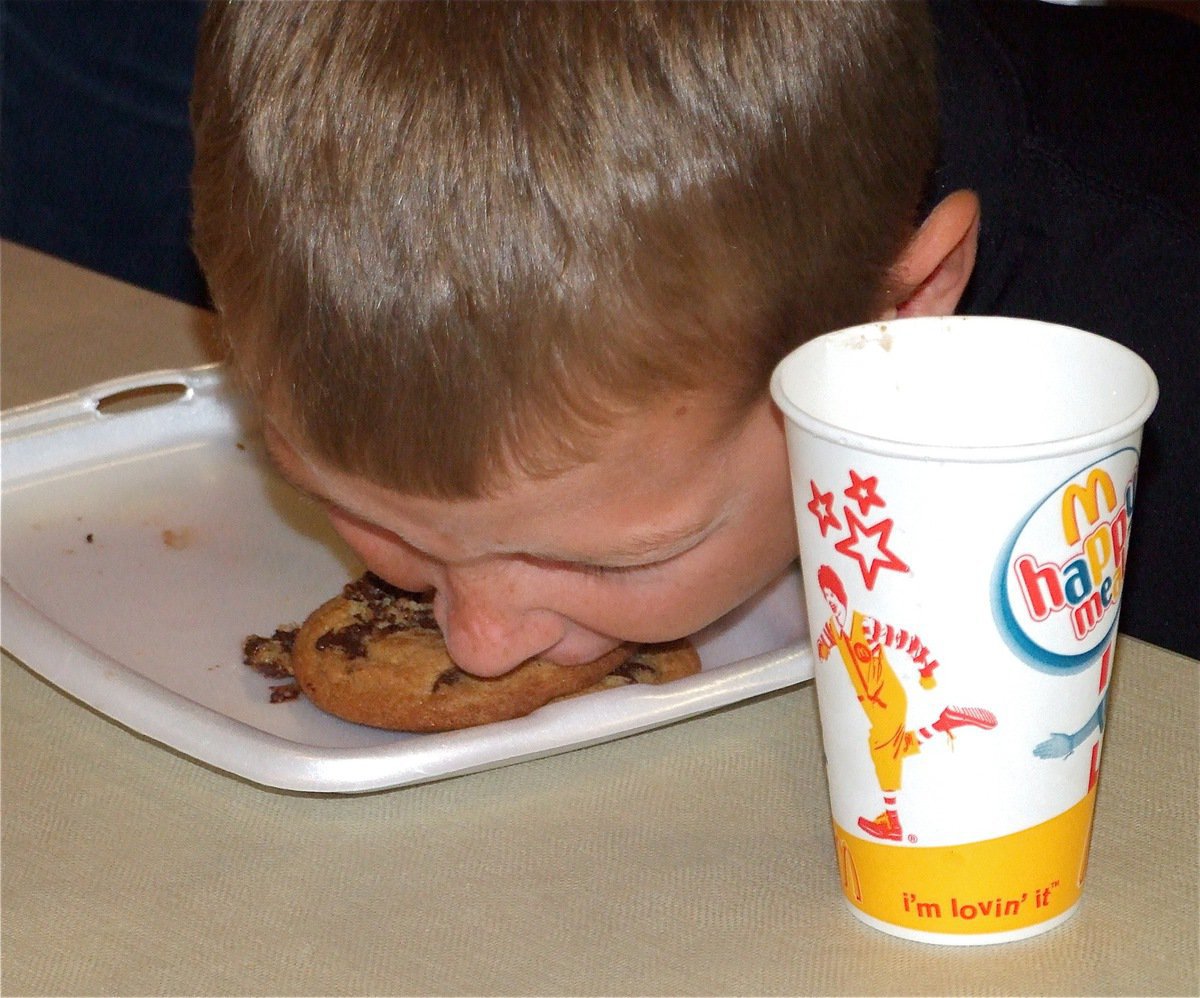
[1015,555,1066,620]
[1072,592,1105,639]
[1110,507,1129,574]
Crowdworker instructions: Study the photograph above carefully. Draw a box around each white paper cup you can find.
[770,316,1158,944]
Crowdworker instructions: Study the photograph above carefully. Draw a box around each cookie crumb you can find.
[244,627,298,678]
[162,527,195,549]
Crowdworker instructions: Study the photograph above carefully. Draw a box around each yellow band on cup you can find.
[834,788,1097,942]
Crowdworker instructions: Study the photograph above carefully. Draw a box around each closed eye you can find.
[515,555,638,577]
[524,547,688,579]
[522,515,724,579]
[564,559,657,577]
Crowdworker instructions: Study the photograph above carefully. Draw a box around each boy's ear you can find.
[882,190,981,319]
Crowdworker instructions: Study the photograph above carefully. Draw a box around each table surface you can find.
[2,239,1197,997]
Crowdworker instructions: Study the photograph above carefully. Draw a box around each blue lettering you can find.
[1062,558,1093,607]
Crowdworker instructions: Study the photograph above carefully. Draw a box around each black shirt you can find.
[930,0,1200,657]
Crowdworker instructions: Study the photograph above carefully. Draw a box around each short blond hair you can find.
[192,1,936,497]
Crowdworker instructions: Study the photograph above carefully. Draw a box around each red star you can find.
[844,469,886,516]
[834,508,909,590]
[806,480,841,537]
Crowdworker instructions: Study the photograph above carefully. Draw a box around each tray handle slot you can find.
[94,381,190,415]
[2,364,224,438]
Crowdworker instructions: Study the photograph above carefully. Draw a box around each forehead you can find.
[262,389,767,557]
[268,381,746,491]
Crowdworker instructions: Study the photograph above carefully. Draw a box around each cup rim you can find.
[769,316,1159,463]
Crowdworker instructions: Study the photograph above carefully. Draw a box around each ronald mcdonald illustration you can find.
[815,564,999,841]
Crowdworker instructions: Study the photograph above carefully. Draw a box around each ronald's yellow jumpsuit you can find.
[817,611,937,793]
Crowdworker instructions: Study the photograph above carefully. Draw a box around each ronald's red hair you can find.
[817,565,847,607]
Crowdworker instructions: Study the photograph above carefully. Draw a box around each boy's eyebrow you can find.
[261,427,345,510]
[261,432,388,532]
[548,517,722,567]
[272,460,332,508]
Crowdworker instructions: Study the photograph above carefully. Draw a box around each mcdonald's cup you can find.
[770,316,1158,945]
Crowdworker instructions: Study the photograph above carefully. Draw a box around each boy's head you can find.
[192,1,937,498]
[191,2,973,676]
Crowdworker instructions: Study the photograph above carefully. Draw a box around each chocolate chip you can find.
[432,667,464,693]
[609,659,656,684]
[315,620,374,659]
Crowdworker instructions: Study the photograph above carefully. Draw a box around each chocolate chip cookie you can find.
[244,574,701,731]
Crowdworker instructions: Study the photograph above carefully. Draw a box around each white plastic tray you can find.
[1,365,813,793]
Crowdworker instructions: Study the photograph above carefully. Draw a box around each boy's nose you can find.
[433,573,565,677]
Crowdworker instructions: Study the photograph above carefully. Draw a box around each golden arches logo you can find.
[1061,469,1117,545]
[835,829,864,903]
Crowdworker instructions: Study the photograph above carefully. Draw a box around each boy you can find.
[191,1,1198,674]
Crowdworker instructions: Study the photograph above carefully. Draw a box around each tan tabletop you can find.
[2,239,1197,997]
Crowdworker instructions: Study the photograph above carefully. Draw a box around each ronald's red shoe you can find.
[933,706,997,734]
[857,810,902,841]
